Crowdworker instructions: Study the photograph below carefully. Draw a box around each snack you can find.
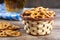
[7,25,20,30]
[5,30,20,36]
[0,30,7,37]
[0,22,10,29]
[0,30,20,37]
[0,22,20,30]
[22,7,55,19]
[21,7,55,35]
[0,21,21,37]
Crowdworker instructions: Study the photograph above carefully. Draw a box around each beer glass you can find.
[4,0,25,12]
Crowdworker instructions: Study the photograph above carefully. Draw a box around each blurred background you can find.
[25,0,60,8]
[0,0,60,8]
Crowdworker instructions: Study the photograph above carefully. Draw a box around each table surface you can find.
[0,9,60,40]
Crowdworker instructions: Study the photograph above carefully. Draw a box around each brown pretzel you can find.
[0,22,10,29]
[5,30,20,36]
[7,25,20,30]
[22,7,55,19]
[0,22,20,30]
[0,30,7,37]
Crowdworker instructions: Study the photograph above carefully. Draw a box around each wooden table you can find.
[0,9,60,40]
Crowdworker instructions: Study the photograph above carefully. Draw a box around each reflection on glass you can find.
[4,0,25,12]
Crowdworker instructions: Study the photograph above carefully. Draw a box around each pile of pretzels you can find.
[22,7,55,19]
[0,21,20,37]
[21,7,55,35]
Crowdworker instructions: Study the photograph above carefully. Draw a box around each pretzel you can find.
[0,22,10,29]
[5,30,20,36]
[23,10,31,16]
[0,30,7,37]
[31,11,40,18]
[0,22,20,30]
[7,25,20,30]
[22,7,55,19]
[0,21,20,37]
[24,10,31,14]
[0,30,20,37]
[47,11,55,17]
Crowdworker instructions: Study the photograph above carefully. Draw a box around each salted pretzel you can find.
[22,7,55,19]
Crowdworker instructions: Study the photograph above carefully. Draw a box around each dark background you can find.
[0,0,60,8]
[0,0,4,3]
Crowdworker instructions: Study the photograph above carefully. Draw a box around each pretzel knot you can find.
[0,30,7,37]
[22,7,55,19]
[0,22,10,29]
[31,12,40,18]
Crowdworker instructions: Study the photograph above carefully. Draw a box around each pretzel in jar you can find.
[21,7,55,36]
